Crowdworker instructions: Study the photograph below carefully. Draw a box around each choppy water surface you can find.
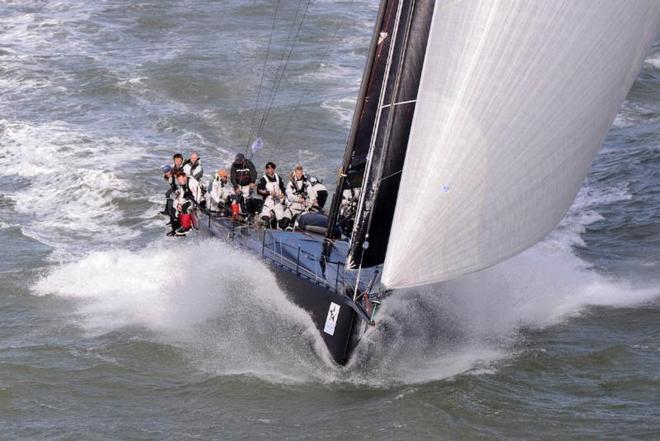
[1,1,659,439]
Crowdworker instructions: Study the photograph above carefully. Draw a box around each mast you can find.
[325,0,390,240]
[348,0,435,269]
[325,0,436,269]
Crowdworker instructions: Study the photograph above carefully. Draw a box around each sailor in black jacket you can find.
[230,153,257,198]
[160,165,178,222]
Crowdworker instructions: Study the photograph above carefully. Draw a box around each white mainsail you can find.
[381,1,660,289]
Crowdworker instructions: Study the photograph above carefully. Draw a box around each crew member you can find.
[257,162,290,229]
[230,153,257,198]
[172,153,184,174]
[206,169,234,215]
[307,176,328,211]
[286,164,313,220]
[338,187,360,237]
[160,165,178,225]
[183,152,204,182]
[171,171,202,236]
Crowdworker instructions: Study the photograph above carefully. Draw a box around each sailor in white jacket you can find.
[285,164,313,219]
[206,169,234,213]
[182,152,204,182]
[174,171,202,213]
[257,162,290,229]
[168,171,202,236]
[307,175,328,211]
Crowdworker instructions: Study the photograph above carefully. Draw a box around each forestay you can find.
[382,1,660,289]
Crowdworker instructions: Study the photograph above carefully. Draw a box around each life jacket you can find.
[180,181,194,201]
[178,176,202,204]
[262,173,282,196]
[183,159,203,181]
[290,175,309,196]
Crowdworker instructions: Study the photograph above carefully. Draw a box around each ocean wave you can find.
[30,224,660,387]
[321,96,356,127]
[33,239,335,383]
[0,119,153,256]
[345,243,660,386]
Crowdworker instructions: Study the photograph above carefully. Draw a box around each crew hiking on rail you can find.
[160,151,329,237]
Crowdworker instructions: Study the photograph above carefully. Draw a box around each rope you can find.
[256,0,307,137]
[245,0,282,152]
[272,0,356,150]
[256,0,315,138]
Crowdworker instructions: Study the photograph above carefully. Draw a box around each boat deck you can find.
[199,210,380,297]
[196,209,381,364]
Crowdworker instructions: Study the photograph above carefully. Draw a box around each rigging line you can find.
[257,0,315,137]
[256,0,309,131]
[245,0,282,152]
[377,169,402,183]
[257,0,312,139]
[251,0,306,143]
[253,0,306,141]
[272,0,357,150]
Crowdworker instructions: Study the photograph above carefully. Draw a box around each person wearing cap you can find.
[206,169,234,214]
[257,162,290,229]
[183,152,204,182]
[230,153,257,198]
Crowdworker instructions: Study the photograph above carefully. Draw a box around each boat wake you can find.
[33,239,336,383]
[344,179,660,385]
[33,220,660,387]
[348,246,659,385]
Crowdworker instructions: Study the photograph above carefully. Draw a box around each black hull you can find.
[270,269,359,364]
[195,210,376,365]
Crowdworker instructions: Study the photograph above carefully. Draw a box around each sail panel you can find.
[382,1,660,288]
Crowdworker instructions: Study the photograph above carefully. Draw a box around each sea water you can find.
[1,1,659,439]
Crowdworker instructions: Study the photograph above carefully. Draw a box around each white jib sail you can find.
[381,0,660,289]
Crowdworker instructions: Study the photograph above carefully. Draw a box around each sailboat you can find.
[197,1,660,365]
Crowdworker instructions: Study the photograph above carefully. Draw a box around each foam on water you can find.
[542,182,633,250]
[321,96,357,127]
[9,2,660,388]
[33,239,335,383]
[0,119,153,256]
[0,2,94,60]
[0,221,17,230]
[31,178,660,386]
[343,214,660,385]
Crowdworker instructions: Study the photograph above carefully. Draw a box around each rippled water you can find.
[1,1,659,439]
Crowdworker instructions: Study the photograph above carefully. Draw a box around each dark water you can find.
[1,1,660,439]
